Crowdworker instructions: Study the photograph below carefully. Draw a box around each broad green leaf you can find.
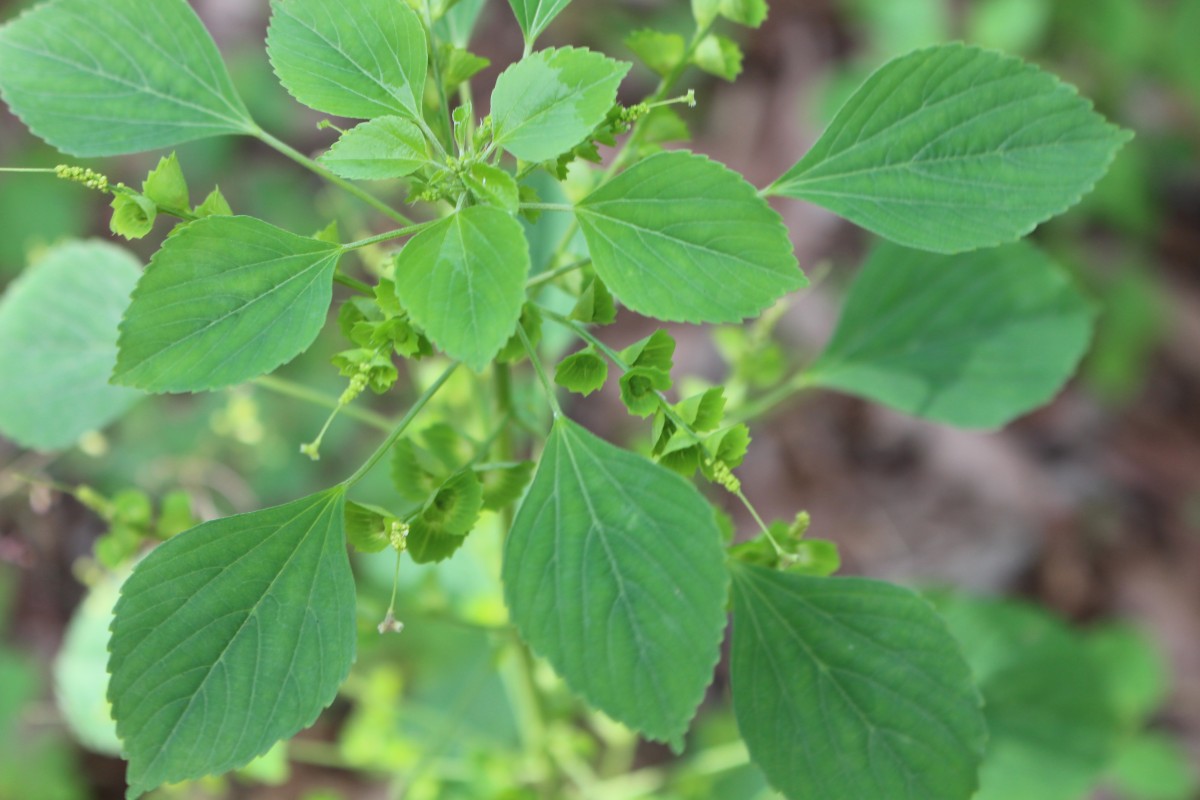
[507,0,573,47]
[267,0,427,120]
[0,241,141,450]
[113,216,343,393]
[108,489,355,800]
[576,151,804,323]
[0,0,253,156]
[730,567,986,800]
[491,48,630,163]
[935,595,1123,800]
[393,207,529,372]
[319,117,428,180]
[503,418,727,746]
[625,29,686,78]
[808,241,1095,429]
[769,44,1131,253]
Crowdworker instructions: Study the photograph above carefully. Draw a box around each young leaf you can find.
[0,241,142,450]
[693,34,744,81]
[692,0,768,28]
[393,207,530,372]
[113,216,343,393]
[570,276,617,325]
[319,117,428,181]
[507,0,574,48]
[142,153,190,212]
[503,418,728,746]
[464,164,521,213]
[768,44,1131,253]
[267,0,427,120]
[108,489,355,800]
[491,48,631,163]
[807,241,1096,429]
[576,151,804,323]
[194,187,233,218]
[619,367,672,417]
[625,29,687,78]
[620,329,676,373]
[730,566,986,800]
[555,347,609,396]
[0,0,253,156]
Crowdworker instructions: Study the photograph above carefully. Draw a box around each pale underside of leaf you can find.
[0,241,142,449]
[770,43,1131,253]
[0,0,253,156]
[503,418,728,746]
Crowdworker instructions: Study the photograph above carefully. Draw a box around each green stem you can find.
[724,372,816,426]
[602,19,714,181]
[342,218,440,251]
[253,375,394,432]
[341,362,460,487]
[518,325,561,418]
[519,202,574,212]
[0,167,57,174]
[421,0,455,156]
[333,273,374,294]
[525,258,591,289]
[252,127,416,226]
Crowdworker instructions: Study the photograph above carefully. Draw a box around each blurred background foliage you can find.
[0,0,1198,798]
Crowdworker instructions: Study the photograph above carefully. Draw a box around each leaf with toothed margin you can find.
[767,44,1132,253]
[0,0,253,156]
[503,418,728,747]
[112,216,342,393]
[730,565,987,800]
[575,151,805,324]
[490,47,630,163]
[507,0,574,47]
[108,489,356,800]
[267,0,427,120]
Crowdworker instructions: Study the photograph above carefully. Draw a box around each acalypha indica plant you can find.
[0,0,1129,797]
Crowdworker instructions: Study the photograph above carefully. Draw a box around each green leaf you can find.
[423,470,484,537]
[769,44,1131,253]
[344,502,393,554]
[113,216,343,393]
[625,29,687,78]
[619,366,671,417]
[576,151,805,323]
[506,0,573,47]
[142,153,190,212]
[476,462,535,511]
[0,241,142,450]
[570,276,617,325]
[491,48,630,163]
[393,207,530,372]
[441,45,491,92]
[1109,732,1199,800]
[109,193,157,241]
[464,164,520,213]
[692,0,768,28]
[108,489,355,799]
[319,117,428,181]
[730,567,986,800]
[555,347,608,396]
[0,0,253,156]
[807,241,1096,428]
[503,418,727,746]
[267,0,427,120]
[934,595,1123,800]
[195,187,233,218]
[619,329,675,373]
[693,34,744,81]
